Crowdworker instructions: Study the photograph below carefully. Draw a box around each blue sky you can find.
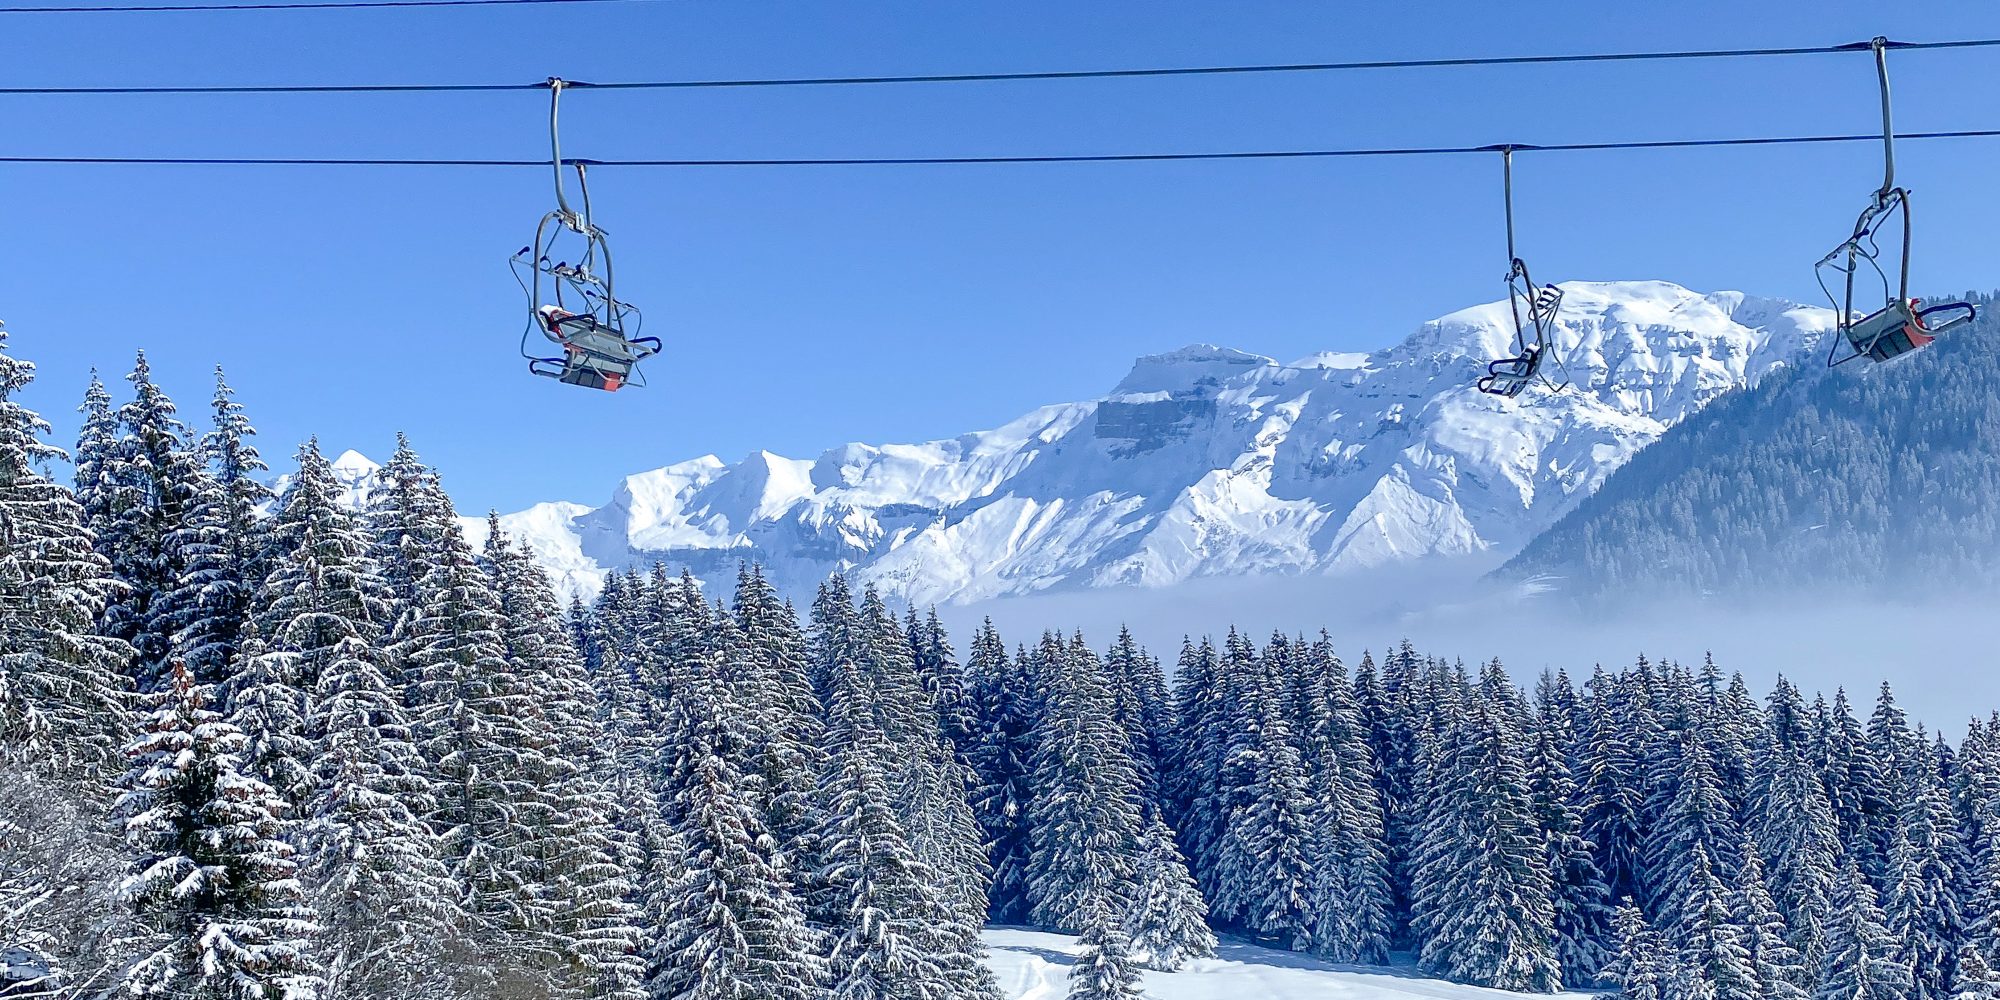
[4,0,1999,513]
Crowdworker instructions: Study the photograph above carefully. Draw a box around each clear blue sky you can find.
[3,0,1998,513]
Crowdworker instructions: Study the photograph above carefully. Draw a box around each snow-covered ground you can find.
[984,928,1598,1000]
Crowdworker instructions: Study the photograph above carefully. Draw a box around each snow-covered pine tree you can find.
[1817,858,1913,1000]
[1818,689,1889,882]
[1067,895,1143,1000]
[364,433,453,634]
[580,571,675,989]
[1604,902,1674,1000]
[1952,946,2000,1000]
[849,588,996,996]
[1125,815,1214,972]
[72,369,122,545]
[965,618,1038,923]
[1732,838,1809,1000]
[1103,625,1172,815]
[646,617,819,1000]
[1529,676,1615,982]
[1888,735,1970,1000]
[1709,666,1764,819]
[117,660,322,1000]
[102,353,213,693]
[384,460,550,984]
[0,334,133,781]
[1577,665,1651,916]
[481,520,646,1000]
[1752,740,1842,974]
[1209,632,1316,947]
[222,624,320,831]
[1646,728,1744,936]
[733,563,827,840]
[1677,844,1757,1000]
[1410,698,1562,992]
[1024,631,1146,935]
[1295,632,1392,965]
[816,652,957,1000]
[168,367,270,687]
[1868,683,1919,842]
[1352,647,1421,944]
[1765,676,1812,752]
[296,540,461,1000]
[909,606,979,765]
[1166,636,1228,895]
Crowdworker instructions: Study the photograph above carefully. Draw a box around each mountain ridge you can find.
[375,280,1832,604]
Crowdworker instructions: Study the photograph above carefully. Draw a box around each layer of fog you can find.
[936,559,2000,739]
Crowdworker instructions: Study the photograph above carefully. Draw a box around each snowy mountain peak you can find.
[471,280,1830,604]
[329,449,378,476]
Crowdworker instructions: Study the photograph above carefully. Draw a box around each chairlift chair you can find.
[510,78,661,391]
[1816,38,1976,367]
[1475,147,1571,397]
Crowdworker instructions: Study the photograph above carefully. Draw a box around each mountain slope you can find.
[1503,291,2000,601]
[467,280,1832,603]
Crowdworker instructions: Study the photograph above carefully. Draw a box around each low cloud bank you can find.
[939,561,2000,738]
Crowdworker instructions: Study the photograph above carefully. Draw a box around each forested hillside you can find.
[1505,291,2000,600]
[12,334,2000,1000]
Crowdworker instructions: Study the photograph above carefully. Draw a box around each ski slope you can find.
[984,929,1598,1000]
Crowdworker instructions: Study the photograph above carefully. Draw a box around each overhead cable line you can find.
[6,128,2000,167]
[4,36,1999,94]
[0,0,646,12]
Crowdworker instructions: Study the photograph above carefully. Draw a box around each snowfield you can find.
[984,929,1598,1000]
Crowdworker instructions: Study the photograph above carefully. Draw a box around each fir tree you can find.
[1817,859,1914,1000]
[1578,666,1650,914]
[1888,738,1969,1000]
[1732,838,1810,1000]
[1752,740,1842,972]
[1604,902,1674,1000]
[1299,633,1393,965]
[816,655,956,1000]
[1068,895,1143,1000]
[965,618,1038,923]
[1410,700,1562,992]
[646,632,819,1000]
[1126,815,1214,972]
[117,660,323,1000]
[1647,729,1743,936]
[383,459,548,981]
[483,521,647,998]
[1024,633,1145,935]
[1529,679,1614,981]
[1678,845,1757,1000]
[298,601,460,1000]
[1210,649,1315,948]
[72,369,121,546]
[1951,946,2000,1000]
[0,332,133,780]
[103,353,212,693]
[169,367,269,687]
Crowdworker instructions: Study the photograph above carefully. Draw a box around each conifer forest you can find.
[9,333,2000,1000]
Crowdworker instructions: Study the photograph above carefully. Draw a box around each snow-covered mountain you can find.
[456,281,1832,604]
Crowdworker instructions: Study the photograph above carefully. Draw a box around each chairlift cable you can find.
[6,128,2000,168]
[3,36,2000,93]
